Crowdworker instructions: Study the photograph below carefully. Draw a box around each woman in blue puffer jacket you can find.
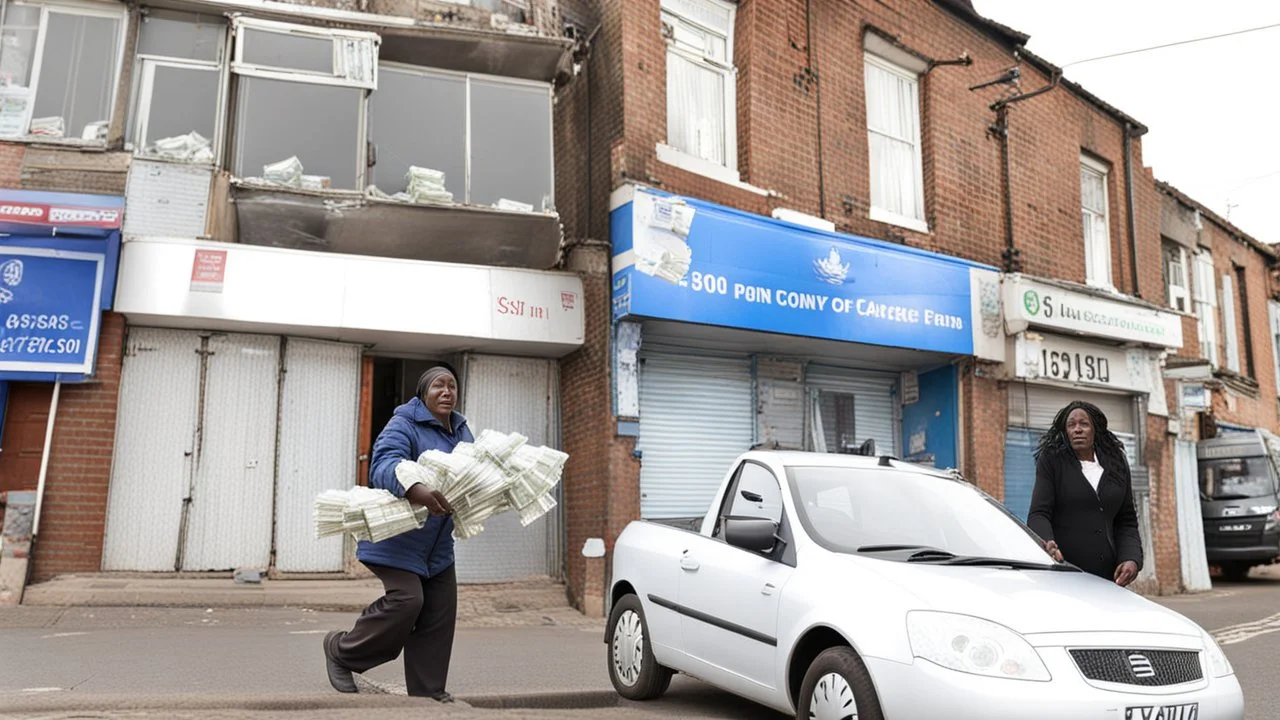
[323,365,471,703]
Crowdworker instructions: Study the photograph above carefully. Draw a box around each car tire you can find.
[796,646,884,720]
[606,593,673,701]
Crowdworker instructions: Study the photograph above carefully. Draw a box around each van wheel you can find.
[797,646,883,720]
[1220,562,1254,582]
[607,594,673,700]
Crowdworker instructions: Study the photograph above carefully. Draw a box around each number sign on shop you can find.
[0,248,104,374]
[1040,348,1112,384]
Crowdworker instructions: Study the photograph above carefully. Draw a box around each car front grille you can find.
[1069,649,1203,686]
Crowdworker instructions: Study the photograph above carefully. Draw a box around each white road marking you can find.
[40,632,88,639]
[21,687,64,693]
[1212,611,1280,646]
[288,629,330,635]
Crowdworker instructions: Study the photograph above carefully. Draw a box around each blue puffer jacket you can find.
[356,397,473,578]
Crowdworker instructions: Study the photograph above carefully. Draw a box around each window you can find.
[228,17,378,190]
[1162,241,1189,313]
[0,2,125,142]
[1268,301,1280,396]
[370,66,553,209]
[1221,272,1240,374]
[1081,156,1112,289]
[129,11,225,163]
[660,0,736,170]
[864,52,925,231]
[1193,251,1218,366]
[1235,265,1255,378]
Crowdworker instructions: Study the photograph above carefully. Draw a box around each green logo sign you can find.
[1023,290,1041,316]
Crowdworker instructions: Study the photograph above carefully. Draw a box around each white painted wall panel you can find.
[123,159,212,238]
[103,328,203,571]
[274,339,361,572]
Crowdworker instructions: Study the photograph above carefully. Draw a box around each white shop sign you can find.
[1003,276,1183,349]
[1012,332,1155,394]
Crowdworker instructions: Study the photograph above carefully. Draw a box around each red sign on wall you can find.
[190,249,227,293]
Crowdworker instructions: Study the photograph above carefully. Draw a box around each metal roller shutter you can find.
[804,365,899,458]
[1008,383,1140,468]
[638,351,754,519]
[1003,428,1044,523]
[456,354,560,582]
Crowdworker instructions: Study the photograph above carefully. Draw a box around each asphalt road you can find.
[1,569,1277,720]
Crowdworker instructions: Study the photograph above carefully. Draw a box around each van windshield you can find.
[1199,457,1277,501]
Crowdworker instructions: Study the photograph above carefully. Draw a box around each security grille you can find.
[1069,649,1203,686]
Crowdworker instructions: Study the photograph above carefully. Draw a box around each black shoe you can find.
[430,691,455,704]
[323,631,358,694]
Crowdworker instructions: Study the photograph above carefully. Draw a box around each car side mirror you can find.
[723,516,778,553]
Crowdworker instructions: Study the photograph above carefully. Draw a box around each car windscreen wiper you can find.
[906,549,958,562]
[933,556,1081,572]
[857,544,939,553]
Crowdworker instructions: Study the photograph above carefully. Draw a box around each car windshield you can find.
[1199,457,1277,501]
[786,465,1053,565]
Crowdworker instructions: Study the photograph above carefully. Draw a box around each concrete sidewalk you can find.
[19,574,594,627]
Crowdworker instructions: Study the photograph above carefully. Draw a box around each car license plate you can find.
[1124,703,1198,720]
[1220,524,1253,532]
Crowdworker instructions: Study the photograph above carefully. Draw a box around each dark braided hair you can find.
[1033,400,1128,468]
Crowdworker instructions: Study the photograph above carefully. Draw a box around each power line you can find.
[1061,21,1280,68]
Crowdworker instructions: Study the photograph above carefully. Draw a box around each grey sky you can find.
[971,1,1280,243]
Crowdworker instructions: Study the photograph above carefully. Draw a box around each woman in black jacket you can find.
[1027,400,1142,586]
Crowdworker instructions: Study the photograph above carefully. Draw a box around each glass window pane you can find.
[139,12,223,63]
[234,76,360,189]
[666,52,725,165]
[369,67,465,198]
[32,12,120,139]
[241,28,332,74]
[470,78,552,209]
[0,4,41,89]
[141,64,219,156]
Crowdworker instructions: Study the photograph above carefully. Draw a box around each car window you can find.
[727,462,784,524]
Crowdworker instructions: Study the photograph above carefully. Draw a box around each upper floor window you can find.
[660,0,736,170]
[1162,240,1189,313]
[864,46,925,232]
[129,10,225,163]
[0,1,126,143]
[1268,300,1280,398]
[1081,155,1112,289]
[1221,271,1241,374]
[1193,250,1218,366]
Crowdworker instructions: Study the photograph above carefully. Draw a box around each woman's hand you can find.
[1114,560,1139,587]
[406,484,454,515]
[1044,540,1064,562]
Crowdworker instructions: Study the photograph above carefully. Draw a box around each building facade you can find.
[0,0,588,586]
[550,0,1246,613]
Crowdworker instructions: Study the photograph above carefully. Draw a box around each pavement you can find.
[0,566,1277,719]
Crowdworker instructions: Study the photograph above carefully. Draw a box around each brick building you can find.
[0,0,589,588]
[552,0,1222,614]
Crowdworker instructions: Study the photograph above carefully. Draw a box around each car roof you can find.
[742,450,958,480]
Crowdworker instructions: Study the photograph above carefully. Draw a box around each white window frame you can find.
[130,57,227,165]
[375,62,555,207]
[1268,300,1280,398]
[657,0,738,182]
[863,43,928,234]
[1193,250,1218,366]
[230,16,379,90]
[1221,272,1240,373]
[1081,155,1113,290]
[0,0,128,144]
[1162,242,1189,313]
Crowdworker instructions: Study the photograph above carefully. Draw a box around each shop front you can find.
[999,275,1183,582]
[105,239,583,581]
[609,185,1003,520]
[0,189,123,501]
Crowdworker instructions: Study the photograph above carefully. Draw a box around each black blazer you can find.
[1026,448,1143,580]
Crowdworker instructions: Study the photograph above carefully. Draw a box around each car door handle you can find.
[762,583,776,596]
[680,556,700,572]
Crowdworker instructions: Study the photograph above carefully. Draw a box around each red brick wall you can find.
[0,143,25,188]
[31,312,125,580]
[964,365,1007,499]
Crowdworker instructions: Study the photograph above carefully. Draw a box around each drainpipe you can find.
[994,105,1017,273]
[1123,123,1141,298]
[32,380,61,539]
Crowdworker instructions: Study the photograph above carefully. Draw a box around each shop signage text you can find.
[190,249,227,293]
[1003,276,1183,349]
[1012,332,1153,394]
[611,188,996,356]
[0,247,103,374]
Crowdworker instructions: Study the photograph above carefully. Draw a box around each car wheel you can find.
[797,646,883,720]
[607,593,673,701]
[1219,562,1254,582]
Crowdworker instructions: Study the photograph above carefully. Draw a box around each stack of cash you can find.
[313,430,568,543]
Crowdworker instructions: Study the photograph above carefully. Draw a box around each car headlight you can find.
[1264,510,1279,533]
[906,611,1051,682]
[1201,629,1233,678]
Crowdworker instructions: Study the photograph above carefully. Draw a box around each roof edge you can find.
[1155,180,1276,258]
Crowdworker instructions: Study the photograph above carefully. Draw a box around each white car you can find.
[605,451,1244,720]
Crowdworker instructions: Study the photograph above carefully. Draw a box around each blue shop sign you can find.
[0,189,123,381]
[610,186,998,356]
